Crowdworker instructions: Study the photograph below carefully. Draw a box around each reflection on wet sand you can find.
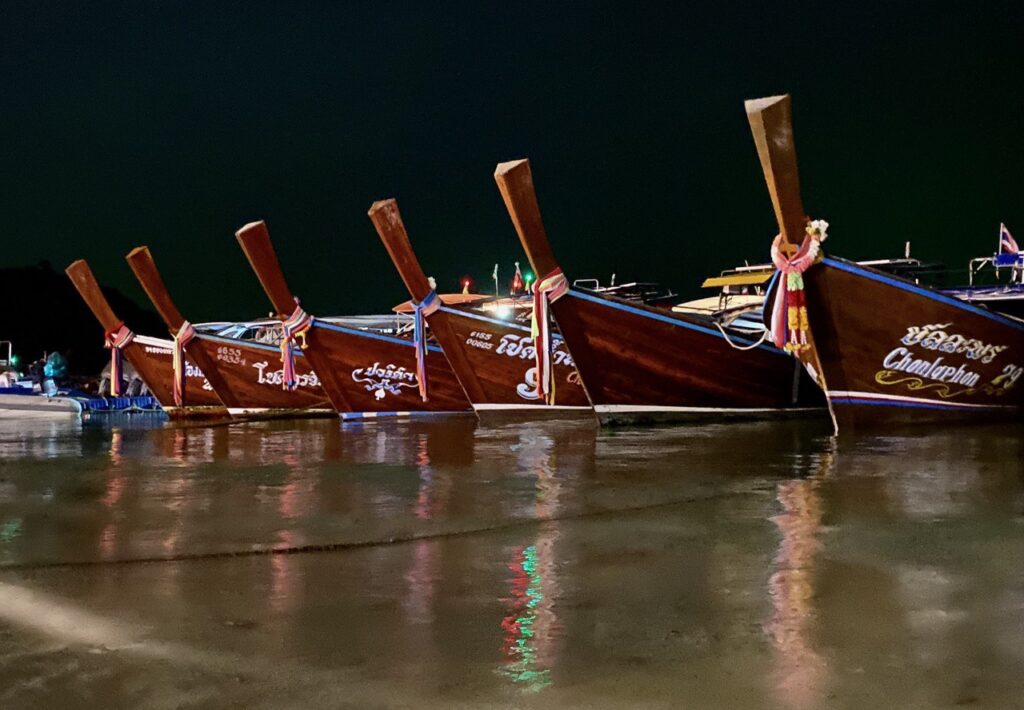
[0,418,1021,707]
[497,425,582,692]
[765,446,834,710]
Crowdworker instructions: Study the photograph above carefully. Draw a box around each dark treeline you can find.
[1,262,163,376]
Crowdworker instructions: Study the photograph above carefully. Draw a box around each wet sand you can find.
[0,415,1021,708]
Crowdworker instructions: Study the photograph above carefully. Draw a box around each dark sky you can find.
[3,2,1023,323]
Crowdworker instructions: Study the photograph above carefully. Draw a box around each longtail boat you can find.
[64,260,226,417]
[125,247,334,418]
[235,221,473,419]
[368,198,592,418]
[493,159,824,425]
[746,94,1024,430]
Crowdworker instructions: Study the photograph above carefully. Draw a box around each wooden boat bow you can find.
[65,260,122,332]
[368,198,489,403]
[494,159,562,278]
[368,199,434,303]
[124,245,242,408]
[235,220,298,317]
[745,95,807,252]
[125,246,187,332]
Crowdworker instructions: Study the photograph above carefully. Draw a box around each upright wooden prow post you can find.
[65,260,122,332]
[368,199,433,303]
[493,159,562,279]
[745,95,807,252]
[235,221,298,316]
[125,246,187,332]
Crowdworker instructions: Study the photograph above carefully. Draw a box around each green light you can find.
[9,355,18,366]
[524,273,534,284]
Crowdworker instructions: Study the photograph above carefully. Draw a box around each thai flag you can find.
[1000,223,1019,254]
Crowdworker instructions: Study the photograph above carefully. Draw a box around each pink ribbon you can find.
[172,321,197,406]
[104,322,135,397]
[530,268,569,404]
[280,299,313,391]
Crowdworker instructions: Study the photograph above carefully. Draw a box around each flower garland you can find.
[769,220,828,354]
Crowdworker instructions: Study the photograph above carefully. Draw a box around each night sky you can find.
[3,2,1023,323]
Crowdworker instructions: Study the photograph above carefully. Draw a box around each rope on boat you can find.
[280,299,313,391]
[411,290,441,401]
[104,322,135,396]
[531,268,569,404]
[712,322,770,350]
[172,321,197,406]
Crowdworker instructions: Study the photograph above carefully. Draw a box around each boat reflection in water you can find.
[765,446,833,710]
[496,424,593,691]
[0,419,1021,706]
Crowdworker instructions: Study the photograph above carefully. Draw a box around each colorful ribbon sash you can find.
[530,268,569,404]
[172,321,197,406]
[280,299,313,391]
[412,290,441,401]
[769,228,822,354]
[103,322,135,396]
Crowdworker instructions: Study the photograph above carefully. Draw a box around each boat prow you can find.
[745,94,1024,430]
[369,198,593,420]
[494,158,824,425]
[126,245,334,419]
[237,220,473,419]
[64,259,227,418]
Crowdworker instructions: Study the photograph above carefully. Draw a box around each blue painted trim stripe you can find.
[567,289,784,355]
[823,257,1024,333]
[313,320,444,353]
[339,410,473,420]
[831,396,1015,412]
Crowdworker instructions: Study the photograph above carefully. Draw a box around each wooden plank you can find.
[745,95,807,251]
[494,159,561,278]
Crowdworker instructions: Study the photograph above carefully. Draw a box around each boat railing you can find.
[968,253,1024,286]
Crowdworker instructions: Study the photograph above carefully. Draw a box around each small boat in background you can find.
[369,198,592,418]
[945,234,1024,319]
[65,260,227,418]
[0,388,83,419]
[126,246,335,419]
[745,94,1024,430]
[493,159,824,425]
[236,221,473,420]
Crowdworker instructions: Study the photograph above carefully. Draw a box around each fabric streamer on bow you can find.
[530,268,569,404]
[770,220,828,354]
[412,290,441,401]
[280,299,313,391]
[172,321,197,406]
[104,322,135,396]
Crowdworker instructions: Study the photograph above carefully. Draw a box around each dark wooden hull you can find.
[122,335,226,417]
[188,333,335,417]
[299,321,473,419]
[428,306,592,415]
[803,257,1024,429]
[548,289,824,424]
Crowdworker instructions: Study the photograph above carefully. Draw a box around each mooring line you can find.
[0,488,757,572]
